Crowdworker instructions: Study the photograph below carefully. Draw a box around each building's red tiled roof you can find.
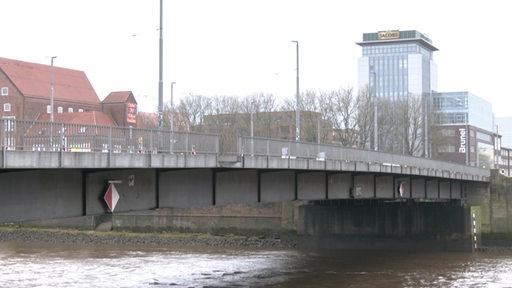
[0,57,100,104]
[37,111,117,126]
[102,91,135,104]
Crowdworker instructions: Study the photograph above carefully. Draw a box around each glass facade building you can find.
[357,30,438,98]
[496,117,512,148]
[431,91,497,168]
[432,91,493,131]
[355,30,503,168]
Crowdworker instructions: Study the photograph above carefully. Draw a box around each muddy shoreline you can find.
[0,227,298,249]
[3,227,512,252]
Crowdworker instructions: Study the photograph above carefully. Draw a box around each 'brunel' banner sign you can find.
[459,128,467,153]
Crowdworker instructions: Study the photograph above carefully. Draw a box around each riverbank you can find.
[5,226,512,252]
[0,226,298,249]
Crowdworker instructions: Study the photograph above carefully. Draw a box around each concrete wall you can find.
[216,170,258,205]
[111,202,301,233]
[426,180,438,198]
[376,175,394,198]
[328,173,352,199]
[354,174,374,198]
[260,171,295,202]
[0,169,83,222]
[411,178,425,198]
[159,169,213,208]
[440,181,451,199]
[451,182,462,199]
[85,169,157,215]
[483,170,512,233]
[298,172,326,200]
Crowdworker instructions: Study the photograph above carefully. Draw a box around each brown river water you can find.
[1,242,512,287]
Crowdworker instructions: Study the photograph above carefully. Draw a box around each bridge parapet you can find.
[240,137,490,182]
[0,119,490,182]
[0,150,220,169]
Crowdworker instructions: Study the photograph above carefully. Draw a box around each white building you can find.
[357,30,438,99]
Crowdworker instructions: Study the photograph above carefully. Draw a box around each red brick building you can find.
[0,57,137,127]
[101,91,138,127]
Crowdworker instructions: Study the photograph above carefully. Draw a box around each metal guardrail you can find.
[0,119,491,180]
[240,136,491,179]
[0,119,219,155]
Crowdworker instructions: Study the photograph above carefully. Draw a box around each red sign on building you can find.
[127,102,137,123]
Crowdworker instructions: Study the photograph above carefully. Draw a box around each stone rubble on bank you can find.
[0,228,298,249]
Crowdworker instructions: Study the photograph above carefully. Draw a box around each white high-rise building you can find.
[357,30,438,98]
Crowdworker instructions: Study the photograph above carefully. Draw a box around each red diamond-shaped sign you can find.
[104,183,120,212]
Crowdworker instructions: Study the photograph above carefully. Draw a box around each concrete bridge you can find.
[0,120,492,250]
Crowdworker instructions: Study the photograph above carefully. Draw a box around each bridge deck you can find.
[0,149,489,182]
[0,119,490,182]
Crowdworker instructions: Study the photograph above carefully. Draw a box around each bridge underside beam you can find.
[0,167,478,223]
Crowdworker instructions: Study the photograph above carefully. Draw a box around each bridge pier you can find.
[298,199,473,251]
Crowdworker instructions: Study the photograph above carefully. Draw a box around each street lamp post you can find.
[50,56,57,148]
[291,40,300,142]
[170,81,176,153]
[250,111,254,138]
[158,0,164,129]
[370,70,378,151]
[170,82,176,133]
[250,99,255,156]
[317,116,320,144]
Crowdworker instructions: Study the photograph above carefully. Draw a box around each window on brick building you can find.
[3,117,15,131]
[57,106,63,113]
[68,107,73,113]
[3,103,11,112]
[1,87,8,96]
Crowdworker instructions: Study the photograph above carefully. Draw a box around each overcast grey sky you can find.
[2,0,511,115]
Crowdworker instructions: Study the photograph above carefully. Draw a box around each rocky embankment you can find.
[0,227,298,249]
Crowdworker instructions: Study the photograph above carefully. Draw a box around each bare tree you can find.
[174,86,444,159]
[375,93,428,156]
[299,90,322,143]
[376,98,397,153]
[403,94,425,155]
[254,93,279,138]
[207,95,243,133]
[178,93,281,152]
[177,94,212,132]
[277,87,373,147]
[354,86,374,149]
[319,88,360,147]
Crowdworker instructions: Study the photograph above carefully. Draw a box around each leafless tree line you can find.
[156,86,438,157]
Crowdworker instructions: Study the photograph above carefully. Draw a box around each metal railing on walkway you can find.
[0,119,219,155]
[240,136,490,178]
[0,119,491,180]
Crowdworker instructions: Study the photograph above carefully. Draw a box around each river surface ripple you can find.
[1,242,512,287]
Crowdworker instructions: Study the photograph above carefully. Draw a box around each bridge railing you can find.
[240,136,490,177]
[0,119,219,155]
[0,119,490,178]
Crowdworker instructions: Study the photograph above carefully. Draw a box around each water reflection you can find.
[0,242,302,287]
[1,242,512,287]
